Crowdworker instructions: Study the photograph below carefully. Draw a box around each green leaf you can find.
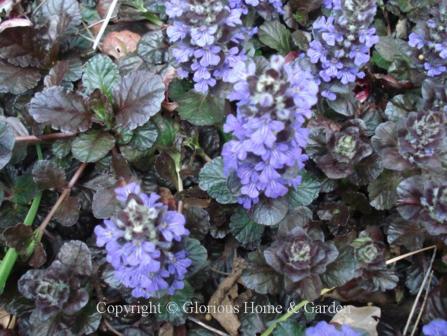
[229,208,264,249]
[0,120,15,170]
[258,21,292,54]
[169,79,193,101]
[371,50,391,70]
[198,157,237,204]
[368,170,402,210]
[12,175,38,205]
[71,130,115,163]
[51,140,72,159]
[177,90,225,126]
[273,320,305,336]
[188,329,215,336]
[82,54,120,97]
[130,122,158,151]
[184,237,208,275]
[384,94,419,122]
[154,282,194,325]
[375,36,412,64]
[137,30,167,65]
[153,114,176,147]
[288,171,321,207]
[251,197,288,226]
[321,246,359,288]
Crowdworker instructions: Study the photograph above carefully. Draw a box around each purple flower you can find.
[166,0,256,94]
[408,7,447,77]
[230,0,284,16]
[94,184,191,299]
[222,56,318,208]
[307,0,378,98]
[306,321,362,336]
[114,182,141,203]
[160,211,189,242]
[423,320,447,336]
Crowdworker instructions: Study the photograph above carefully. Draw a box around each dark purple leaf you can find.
[28,242,48,268]
[0,27,43,67]
[29,86,92,133]
[92,187,119,219]
[54,195,81,227]
[32,160,66,190]
[0,60,41,94]
[3,223,34,254]
[113,70,165,130]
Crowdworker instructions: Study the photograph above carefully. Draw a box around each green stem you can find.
[170,151,183,193]
[260,288,333,336]
[143,12,164,26]
[0,145,43,294]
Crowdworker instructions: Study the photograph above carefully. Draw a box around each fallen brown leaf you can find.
[101,30,140,59]
[208,257,246,336]
[331,305,381,336]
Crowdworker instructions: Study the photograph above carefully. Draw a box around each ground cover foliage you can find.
[0,0,447,335]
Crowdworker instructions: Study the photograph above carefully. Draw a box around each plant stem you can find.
[0,145,43,294]
[37,162,87,235]
[15,132,75,143]
[260,288,333,336]
[143,12,164,26]
[169,151,184,213]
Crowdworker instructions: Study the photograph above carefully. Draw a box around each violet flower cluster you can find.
[408,5,447,77]
[306,321,362,336]
[94,183,191,299]
[166,0,254,93]
[229,0,284,16]
[423,320,447,336]
[222,56,319,208]
[307,0,378,100]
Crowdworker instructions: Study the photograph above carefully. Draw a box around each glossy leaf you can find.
[71,130,115,162]
[113,70,164,130]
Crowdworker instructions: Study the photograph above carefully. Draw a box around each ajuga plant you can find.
[307,0,379,100]
[229,0,284,17]
[17,241,93,334]
[222,55,319,208]
[308,119,373,179]
[94,183,191,298]
[408,0,447,77]
[373,110,446,171]
[2,0,447,334]
[264,225,338,299]
[397,175,447,245]
[165,0,255,93]
[350,230,398,292]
